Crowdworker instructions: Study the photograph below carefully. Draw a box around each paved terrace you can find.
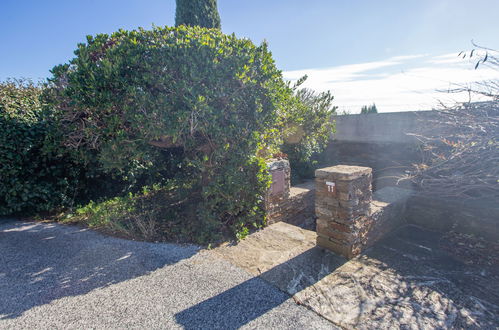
[1,220,498,329]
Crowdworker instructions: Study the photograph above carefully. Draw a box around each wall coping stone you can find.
[267,158,290,172]
[315,165,372,180]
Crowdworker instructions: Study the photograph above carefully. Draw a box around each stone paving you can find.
[214,222,499,329]
[2,219,497,329]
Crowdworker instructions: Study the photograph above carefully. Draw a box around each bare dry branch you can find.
[400,45,499,199]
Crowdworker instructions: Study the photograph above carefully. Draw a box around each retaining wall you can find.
[325,111,498,242]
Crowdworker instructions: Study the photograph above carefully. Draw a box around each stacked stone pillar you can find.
[315,165,373,258]
[264,159,291,225]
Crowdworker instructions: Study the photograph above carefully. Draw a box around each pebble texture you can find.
[3,218,497,329]
[0,219,333,329]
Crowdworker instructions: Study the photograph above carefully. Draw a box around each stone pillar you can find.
[315,165,372,258]
[264,159,291,225]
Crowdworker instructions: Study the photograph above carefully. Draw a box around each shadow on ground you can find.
[176,224,499,329]
[0,219,198,320]
[354,225,499,329]
[3,218,497,328]
[175,247,345,329]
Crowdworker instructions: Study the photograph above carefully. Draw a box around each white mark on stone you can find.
[117,252,132,261]
[32,267,52,277]
[288,272,305,295]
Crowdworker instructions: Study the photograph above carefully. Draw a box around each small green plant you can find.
[65,180,253,245]
[66,183,173,241]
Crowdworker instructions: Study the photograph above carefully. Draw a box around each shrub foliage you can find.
[282,87,336,183]
[2,25,335,243]
[47,26,293,240]
[0,80,82,215]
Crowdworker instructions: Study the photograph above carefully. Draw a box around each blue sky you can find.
[1,0,498,112]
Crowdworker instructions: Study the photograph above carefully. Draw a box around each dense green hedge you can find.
[47,25,294,239]
[1,25,335,243]
[0,80,83,215]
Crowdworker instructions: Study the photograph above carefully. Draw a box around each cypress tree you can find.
[361,103,378,114]
[175,0,221,29]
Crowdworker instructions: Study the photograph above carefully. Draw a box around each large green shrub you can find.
[47,26,293,240]
[0,80,84,215]
[175,0,221,29]
[282,87,336,183]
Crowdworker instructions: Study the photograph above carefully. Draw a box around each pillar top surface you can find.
[315,165,372,180]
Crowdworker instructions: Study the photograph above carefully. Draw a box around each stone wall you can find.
[314,165,408,258]
[284,181,315,228]
[331,111,440,143]
[323,111,438,190]
[322,141,419,191]
[405,195,499,242]
[325,111,498,242]
[368,186,412,246]
[265,160,316,228]
[264,159,291,225]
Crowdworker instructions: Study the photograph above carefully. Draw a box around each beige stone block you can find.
[315,165,372,181]
[319,227,354,243]
[316,217,348,236]
[317,235,360,259]
[339,198,360,208]
[328,220,352,233]
[315,206,333,218]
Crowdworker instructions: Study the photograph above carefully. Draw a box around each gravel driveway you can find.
[0,219,332,329]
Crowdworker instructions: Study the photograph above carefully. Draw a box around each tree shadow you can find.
[335,225,499,328]
[0,220,198,320]
[175,225,499,329]
[175,245,346,329]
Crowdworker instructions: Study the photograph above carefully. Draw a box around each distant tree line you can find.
[361,103,378,114]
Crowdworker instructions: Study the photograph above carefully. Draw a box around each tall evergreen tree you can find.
[175,0,221,29]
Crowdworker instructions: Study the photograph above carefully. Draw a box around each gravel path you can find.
[0,219,332,329]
